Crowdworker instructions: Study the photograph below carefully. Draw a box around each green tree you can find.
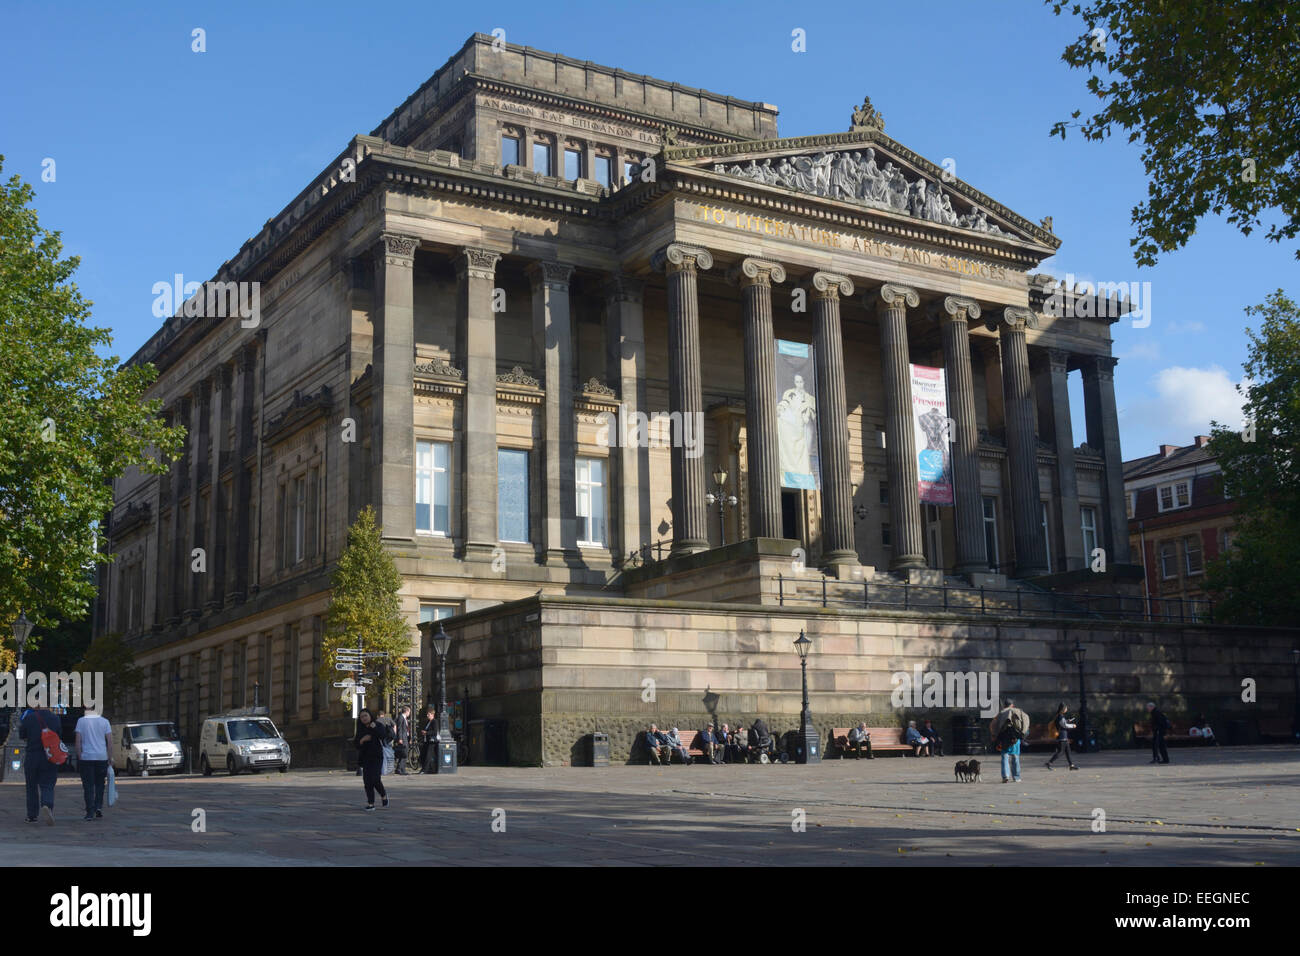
[0,156,184,650]
[76,631,144,714]
[320,506,412,709]
[1204,290,1300,625]
[1047,0,1300,264]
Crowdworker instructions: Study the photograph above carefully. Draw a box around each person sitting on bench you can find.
[644,724,669,765]
[665,727,691,764]
[922,719,944,757]
[904,720,932,756]
[749,718,772,760]
[1189,713,1218,745]
[700,724,722,764]
[847,723,873,759]
[730,724,748,763]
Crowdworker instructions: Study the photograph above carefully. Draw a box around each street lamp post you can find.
[1,613,35,782]
[431,623,457,774]
[1072,640,1091,753]
[794,630,820,763]
[703,465,738,547]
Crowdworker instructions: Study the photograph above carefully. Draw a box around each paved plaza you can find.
[3,746,1296,866]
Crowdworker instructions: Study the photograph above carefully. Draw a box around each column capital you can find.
[1046,347,1072,373]
[456,246,502,281]
[811,271,854,300]
[377,233,419,266]
[875,283,919,310]
[990,305,1038,333]
[526,260,573,290]
[1083,353,1119,380]
[652,243,713,274]
[603,274,645,304]
[728,257,786,288]
[935,295,981,323]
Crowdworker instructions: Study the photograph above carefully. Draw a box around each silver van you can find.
[112,721,185,775]
[199,708,290,775]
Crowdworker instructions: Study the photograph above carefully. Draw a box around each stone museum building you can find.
[99,34,1296,765]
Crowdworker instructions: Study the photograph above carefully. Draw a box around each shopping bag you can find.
[381,743,394,776]
[107,765,118,807]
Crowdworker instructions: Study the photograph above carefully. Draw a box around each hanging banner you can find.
[910,364,953,505]
[775,340,820,490]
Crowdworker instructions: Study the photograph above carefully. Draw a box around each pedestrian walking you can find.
[354,709,391,811]
[394,705,412,774]
[1044,702,1078,771]
[1147,702,1171,764]
[418,705,437,773]
[19,705,66,824]
[74,707,114,819]
[990,698,1029,783]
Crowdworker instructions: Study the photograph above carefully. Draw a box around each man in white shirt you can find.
[74,709,113,821]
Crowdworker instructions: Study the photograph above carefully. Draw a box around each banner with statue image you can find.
[910,364,953,505]
[775,340,820,490]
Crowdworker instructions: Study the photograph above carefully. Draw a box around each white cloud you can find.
[1123,365,1248,436]
[1165,319,1207,334]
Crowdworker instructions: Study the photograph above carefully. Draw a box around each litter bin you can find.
[585,732,610,767]
[951,716,987,755]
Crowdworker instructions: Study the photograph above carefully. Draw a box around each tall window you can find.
[1126,492,1136,519]
[982,496,999,570]
[576,457,606,546]
[500,133,520,167]
[498,448,530,542]
[416,440,450,535]
[564,147,582,181]
[594,155,612,188]
[419,604,456,626]
[533,141,553,176]
[1040,501,1052,573]
[1080,506,1098,559]
[1158,480,1191,512]
[1184,535,1204,575]
[1159,542,1177,579]
[292,475,307,564]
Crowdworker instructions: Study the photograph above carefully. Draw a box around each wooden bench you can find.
[1257,717,1296,742]
[830,726,912,756]
[830,727,874,758]
[1132,720,1202,747]
[1024,723,1058,750]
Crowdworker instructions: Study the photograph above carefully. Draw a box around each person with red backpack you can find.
[18,705,67,825]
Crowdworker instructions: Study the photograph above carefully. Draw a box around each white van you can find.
[112,721,185,775]
[199,708,291,776]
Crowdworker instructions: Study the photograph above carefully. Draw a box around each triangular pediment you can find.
[663,131,1059,252]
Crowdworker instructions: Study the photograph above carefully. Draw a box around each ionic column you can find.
[372,233,418,541]
[604,275,647,560]
[875,283,925,570]
[1044,348,1084,568]
[652,243,712,557]
[995,306,1049,577]
[1081,354,1131,563]
[811,272,857,569]
[937,295,986,574]
[529,261,576,564]
[458,247,503,558]
[729,257,785,540]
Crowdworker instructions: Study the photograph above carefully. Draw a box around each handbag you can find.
[107,765,118,807]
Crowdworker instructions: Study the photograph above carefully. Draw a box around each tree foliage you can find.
[0,156,184,648]
[1048,0,1300,264]
[1204,290,1300,625]
[76,631,144,714]
[320,506,412,708]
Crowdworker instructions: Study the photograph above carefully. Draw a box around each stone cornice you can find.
[262,385,333,444]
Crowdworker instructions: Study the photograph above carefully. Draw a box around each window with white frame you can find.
[1080,506,1098,560]
[1159,542,1177,579]
[416,440,450,535]
[1126,491,1136,519]
[292,475,307,564]
[575,457,607,546]
[1184,535,1204,575]
[498,448,530,542]
[1157,480,1191,512]
[419,604,456,626]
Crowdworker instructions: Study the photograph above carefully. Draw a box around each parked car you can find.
[199,708,290,776]
[112,721,184,775]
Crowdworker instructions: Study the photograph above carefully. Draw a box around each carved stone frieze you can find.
[582,377,615,397]
[497,366,541,388]
[414,357,464,379]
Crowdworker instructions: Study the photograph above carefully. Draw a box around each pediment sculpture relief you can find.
[711,148,1007,235]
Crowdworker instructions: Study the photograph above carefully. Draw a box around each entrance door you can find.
[781,490,802,544]
[923,504,944,569]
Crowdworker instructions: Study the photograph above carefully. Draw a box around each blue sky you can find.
[2,0,1292,459]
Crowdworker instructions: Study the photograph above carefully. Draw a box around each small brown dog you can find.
[954,759,969,782]
[967,758,982,782]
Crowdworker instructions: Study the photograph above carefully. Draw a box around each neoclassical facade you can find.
[100,34,1140,758]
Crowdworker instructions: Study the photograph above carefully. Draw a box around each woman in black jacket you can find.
[355,709,391,810]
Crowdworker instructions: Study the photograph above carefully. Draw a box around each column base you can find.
[820,550,860,578]
[965,571,1007,588]
[670,539,709,558]
[889,554,927,571]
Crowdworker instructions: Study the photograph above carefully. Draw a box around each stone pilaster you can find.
[652,243,711,557]
[995,306,1049,577]
[529,261,576,564]
[937,295,986,574]
[226,344,256,605]
[372,233,418,541]
[810,272,857,570]
[1081,354,1131,564]
[458,247,503,558]
[729,257,785,541]
[604,275,647,560]
[184,382,209,619]
[153,406,176,629]
[875,283,925,570]
[206,364,231,610]
[1045,348,1084,569]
